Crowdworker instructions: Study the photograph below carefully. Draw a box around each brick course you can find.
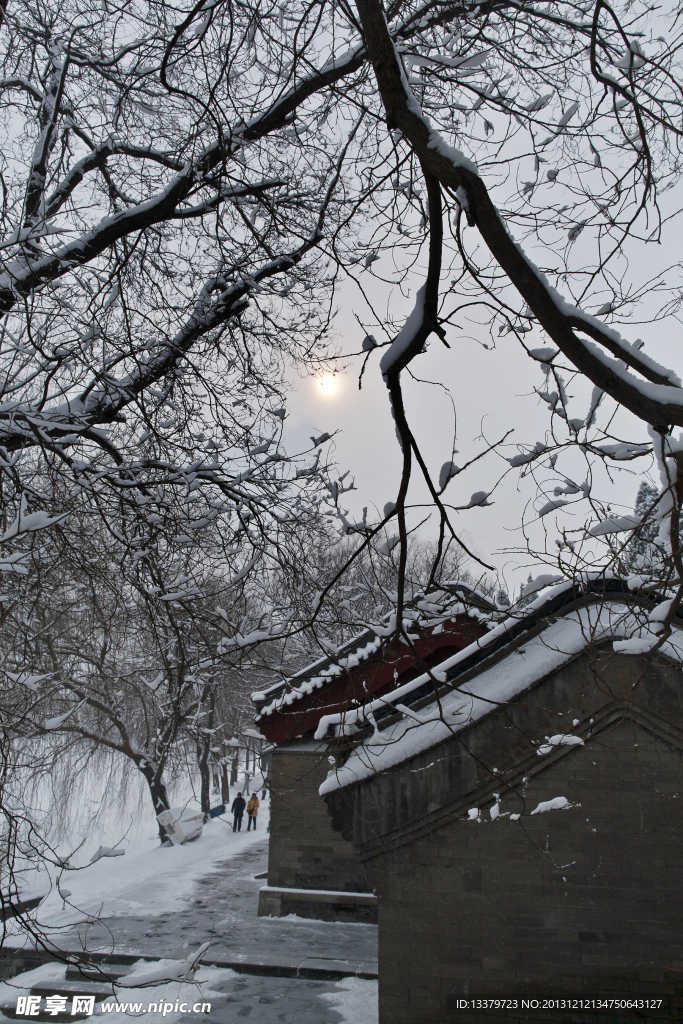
[326,649,683,1022]
[263,742,375,922]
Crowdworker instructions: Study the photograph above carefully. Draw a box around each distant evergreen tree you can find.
[517,573,536,608]
[624,480,660,571]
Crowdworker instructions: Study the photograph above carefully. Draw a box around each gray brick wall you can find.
[266,743,372,919]
[326,649,683,1022]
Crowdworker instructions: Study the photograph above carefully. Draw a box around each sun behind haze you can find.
[316,375,339,398]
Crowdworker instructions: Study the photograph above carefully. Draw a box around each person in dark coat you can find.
[231,792,246,832]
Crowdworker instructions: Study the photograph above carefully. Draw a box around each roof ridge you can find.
[251,583,497,711]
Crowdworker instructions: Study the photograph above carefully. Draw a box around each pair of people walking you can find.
[231,791,259,831]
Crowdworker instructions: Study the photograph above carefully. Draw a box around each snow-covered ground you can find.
[34,804,267,934]
[0,957,378,1024]
[5,794,378,1024]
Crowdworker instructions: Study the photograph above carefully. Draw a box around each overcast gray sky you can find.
[282,273,661,596]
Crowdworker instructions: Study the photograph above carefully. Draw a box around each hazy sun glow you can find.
[317,375,338,396]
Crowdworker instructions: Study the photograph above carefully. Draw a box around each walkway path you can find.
[5,806,378,1024]
[55,824,377,968]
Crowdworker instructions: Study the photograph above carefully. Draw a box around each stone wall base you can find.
[257,884,378,923]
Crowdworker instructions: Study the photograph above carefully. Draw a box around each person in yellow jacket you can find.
[246,792,259,830]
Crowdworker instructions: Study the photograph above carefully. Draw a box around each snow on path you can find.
[0,957,378,1024]
[52,828,378,967]
[23,798,376,969]
[321,977,380,1024]
[33,811,267,934]
[3,798,379,1023]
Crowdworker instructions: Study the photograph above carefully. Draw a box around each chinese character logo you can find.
[71,997,95,1015]
[45,996,68,1016]
[15,996,41,1016]
[15,995,96,1017]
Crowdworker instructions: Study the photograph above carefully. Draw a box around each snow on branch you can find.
[354,0,683,431]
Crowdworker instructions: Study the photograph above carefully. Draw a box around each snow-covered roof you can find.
[252,581,498,721]
[242,727,266,741]
[318,578,683,795]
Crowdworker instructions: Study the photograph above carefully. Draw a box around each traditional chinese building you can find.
[252,583,494,922]
[321,580,683,1022]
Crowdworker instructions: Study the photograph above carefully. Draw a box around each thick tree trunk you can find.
[139,764,171,843]
[196,687,214,815]
[197,741,211,814]
[221,762,230,805]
